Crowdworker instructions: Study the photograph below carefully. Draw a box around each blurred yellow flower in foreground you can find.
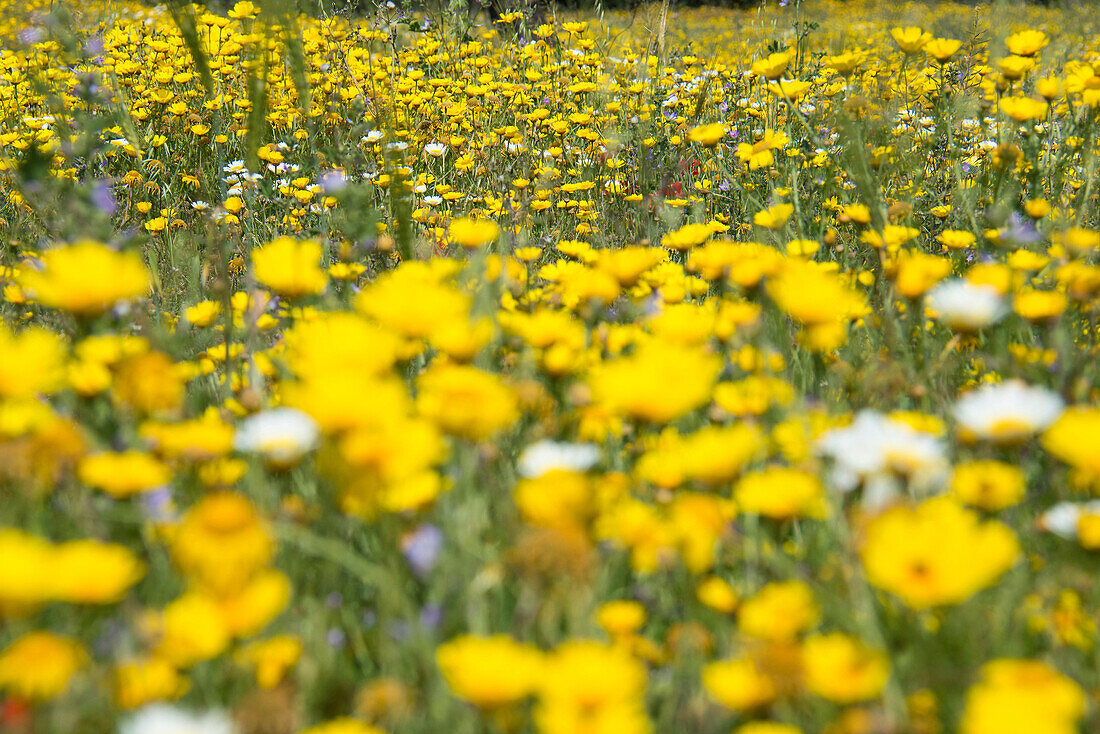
[860,497,1019,608]
[0,631,86,701]
[436,634,544,708]
[18,240,150,315]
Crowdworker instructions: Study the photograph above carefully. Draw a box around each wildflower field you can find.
[3,0,1100,731]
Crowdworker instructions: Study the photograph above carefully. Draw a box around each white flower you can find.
[953,380,1064,442]
[222,159,248,175]
[518,440,600,478]
[120,705,236,734]
[363,130,384,143]
[816,411,948,508]
[1038,500,1100,539]
[926,279,1008,331]
[424,142,446,157]
[233,408,320,467]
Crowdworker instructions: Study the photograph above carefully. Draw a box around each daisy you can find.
[926,279,1008,331]
[953,380,1064,442]
[233,408,320,468]
[518,440,600,478]
[120,705,236,734]
[1038,500,1100,547]
[816,411,947,509]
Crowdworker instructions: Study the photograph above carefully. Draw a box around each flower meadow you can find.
[2,0,1100,731]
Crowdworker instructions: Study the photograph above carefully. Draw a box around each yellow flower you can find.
[925,38,962,63]
[1000,96,1048,123]
[860,497,1019,608]
[356,261,470,339]
[891,26,932,54]
[0,529,54,613]
[1005,30,1048,57]
[668,492,736,573]
[1052,227,1100,252]
[801,633,889,704]
[1013,289,1067,322]
[148,592,231,668]
[840,203,872,224]
[893,249,952,299]
[636,424,764,488]
[950,460,1026,511]
[227,0,258,18]
[767,261,867,347]
[0,326,66,399]
[436,634,544,708]
[661,222,715,251]
[961,659,1084,734]
[537,640,648,734]
[113,350,186,416]
[253,236,328,297]
[184,300,222,327]
[999,55,1036,81]
[1042,407,1100,476]
[767,79,811,100]
[141,410,235,460]
[734,467,826,520]
[283,312,401,381]
[416,364,519,441]
[735,724,802,734]
[588,340,721,425]
[216,568,292,638]
[597,600,647,638]
[448,217,500,248]
[114,657,189,709]
[737,129,789,170]
[739,580,819,642]
[861,225,920,250]
[936,230,977,250]
[170,491,273,595]
[514,469,593,531]
[236,635,302,689]
[77,451,171,498]
[702,657,777,711]
[753,203,794,230]
[0,632,86,701]
[429,317,493,362]
[50,539,146,604]
[0,529,144,608]
[714,376,795,417]
[18,240,150,315]
[299,719,387,734]
[696,576,739,613]
[751,51,791,80]
[687,122,727,147]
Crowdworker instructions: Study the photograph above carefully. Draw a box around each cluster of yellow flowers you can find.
[1,0,1100,733]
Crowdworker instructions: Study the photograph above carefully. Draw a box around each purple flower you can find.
[84,36,104,57]
[91,180,116,215]
[1003,212,1042,245]
[401,524,443,578]
[18,27,45,45]
[420,604,442,630]
[326,628,346,648]
[141,487,174,522]
[320,168,346,193]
